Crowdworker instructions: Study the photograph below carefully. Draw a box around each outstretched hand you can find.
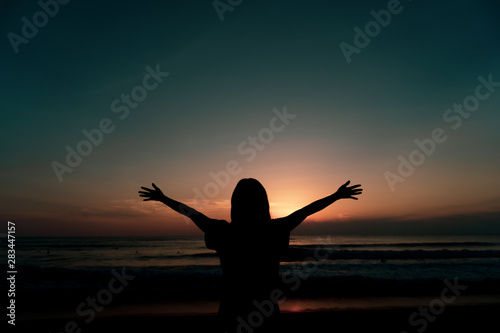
[335,180,363,200]
[139,183,165,202]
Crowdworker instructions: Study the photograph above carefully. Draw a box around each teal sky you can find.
[1,0,500,236]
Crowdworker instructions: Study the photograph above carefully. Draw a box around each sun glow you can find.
[270,202,301,219]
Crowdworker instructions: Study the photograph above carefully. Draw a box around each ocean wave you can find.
[283,248,500,261]
[133,248,500,261]
[72,248,500,262]
[14,262,500,301]
[293,241,500,249]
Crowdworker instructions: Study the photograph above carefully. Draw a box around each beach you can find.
[10,235,500,332]
[18,303,500,333]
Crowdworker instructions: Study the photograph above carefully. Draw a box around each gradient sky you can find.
[1,0,499,236]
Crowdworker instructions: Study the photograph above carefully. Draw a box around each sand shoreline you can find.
[18,305,500,333]
[18,300,500,333]
[20,293,500,319]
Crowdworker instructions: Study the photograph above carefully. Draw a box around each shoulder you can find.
[206,219,229,232]
[271,216,292,228]
[203,219,230,236]
[204,219,229,250]
[268,218,293,234]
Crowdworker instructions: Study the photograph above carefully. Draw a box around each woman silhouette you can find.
[139,178,362,332]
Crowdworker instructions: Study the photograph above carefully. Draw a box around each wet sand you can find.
[17,296,500,333]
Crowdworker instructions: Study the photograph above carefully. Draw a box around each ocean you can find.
[8,235,500,318]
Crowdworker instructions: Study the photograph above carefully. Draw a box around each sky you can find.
[1,0,499,236]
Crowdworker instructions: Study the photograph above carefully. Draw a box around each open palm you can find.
[138,183,165,202]
[335,180,363,200]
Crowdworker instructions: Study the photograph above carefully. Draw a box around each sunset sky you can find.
[1,0,499,236]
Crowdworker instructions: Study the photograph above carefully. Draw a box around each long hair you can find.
[230,178,271,224]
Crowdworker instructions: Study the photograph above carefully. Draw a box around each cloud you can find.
[294,211,500,235]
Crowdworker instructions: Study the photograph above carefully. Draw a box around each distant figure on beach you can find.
[139,178,362,332]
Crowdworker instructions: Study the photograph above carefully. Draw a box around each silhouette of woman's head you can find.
[231,178,271,225]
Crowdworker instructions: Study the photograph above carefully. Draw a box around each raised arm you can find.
[281,180,363,231]
[138,183,213,233]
